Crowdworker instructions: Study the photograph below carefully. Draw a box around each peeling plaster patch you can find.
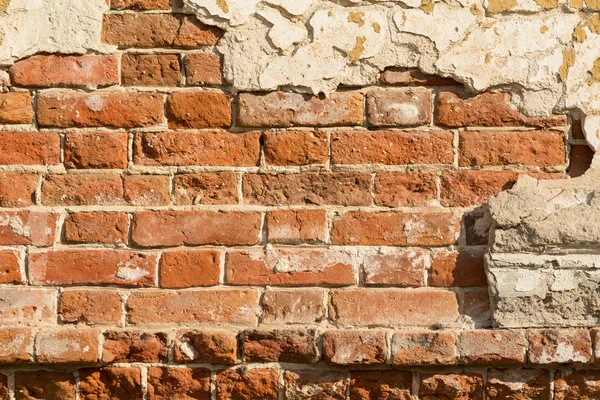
[0,0,10,13]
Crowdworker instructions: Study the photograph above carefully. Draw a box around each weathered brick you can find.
[122,53,181,87]
[391,331,457,366]
[134,131,261,166]
[174,173,238,205]
[102,330,168,363]
[147,367,211,400]
[0,173,38,207]
[127,289,259,325]
[331,211,458,246]
[29,250,156,287]
[175,330,238,364]
[102,14,221,47]
[111,0,171,10]
[64,212,129,244]
[458,330,527,365]
[243,172,372,206]
[15,371,76,400]
[350,370,413,400]
[260,289,326,325]
[64,132,128,169]
[9,55,118,88]
[329,289,460,328]
[528,329,592,364]
[420,373,484,400]
[0,288,56,324]
[0,327,33,363]
[367,88,432,127]
[0,250,22,284]
[80,367,142,400]
[263,130,329,166]
[440,171,520,207]
[0,92,33,124]
[267,210,327,244]
[569,144,594,178]
[166,91,231,129]
[429,251,487,287]
[554,369,600,400]
[35,329,99,363]
[284,371,349,399]
[0,131,60,165]
[123,175,171,206]
[238,91,364,128]
[217,368,279,400]
[332,130,453,165]
[0,211,57,246]
[37,92,164,128]
[436,91,566,128]
[59,289,123,325]
[185,52,224,85]
[226,249,356,286]
[487,369,550,400]
[0,374,8,399]
[242,329,318,363]
[323,330,387,365]
[132,211,262,246]
[374,172,438,207]
[380,67,460,86]
[160,249,221,288]
[459,130,566,167]
[363,249,426,287]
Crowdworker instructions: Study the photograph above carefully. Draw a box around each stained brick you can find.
[80,367,142,400]
[122,53,181,87]
[487,369,550,400]
[35,329,99,363]
[528,329,592,364]
[185,52,224,85]
[0,173,38,207]
[166,91,231,129]
[63,212,129,244]
[0,211,57,246]
[64,132,128,169]
[0,92,33,124]
[0,328,33,363]
[174,173,238,205]
[160,249,221,288]
[0,250,22,284]
[350,370,413,400]
[391,331,457,366]
[59,289,123,325]
[458,330,528,365]
[362,249,426,287]
[147,367,211,400]
[242,329,318,363]
[102,331,168,363]
[263,130,329,166]
[217,368,279,400]
[284,370,349,400]
[260,289,326,325]
[174,330,238,364]
[374,172,438,207]
[429,251,487,287]
[366,88,432,127]
[15,371,76,400]
[0,288,56,324]
[420,373,484,400]
[266,210,327,244]
[0,131,60,165]
[322,330,387,365]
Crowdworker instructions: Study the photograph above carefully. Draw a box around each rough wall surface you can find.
[0,0,599,398]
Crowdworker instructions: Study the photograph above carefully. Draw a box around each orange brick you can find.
[59,289,123,325]
[363,249,426,287]
[174,329,238,364]
[64,132,128,169]
[121,53,181,87]
[420,373,483,399]
[374,172,438,207]
[458,330,527,365]
[0,132,60,165]
[35,329,99,363]
[429,251,487,287]
[80,368,142,399]
[64,212,129,244]
[266,210,327,244]
[0,250,22,284]
[260,289,326,325]
[185,52,224,85]
[166,91,231,129]
[0,328,33,363]
[147,367,211,399]
[0,211,57,246]
[391,331,457,366]
[123,175,171,206]
[440,171,519,207]
[263,130,329,166]
[322,330,387,365]
[242,329,318,363]
[15,371,76,399]
[102,331,168,363]
[0,92,33,124]
[0,173,38,207]
[350,370,413,400]
[160,250,221,288]
[174,173,238,205]
[216,368,279,400]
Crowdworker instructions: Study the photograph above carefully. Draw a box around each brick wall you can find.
[0,1,596,398]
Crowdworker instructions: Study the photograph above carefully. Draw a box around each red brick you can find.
[430,251,487,287]
[380,67,460,86]
[0,211,57,246]
[15,371,76,400]
[0,92,33,124]
[367,88,432,127]
[102,14,221,47]
[363,249,426,287]
[0,288,56,324]
[185,52,224,85]
[0,250,22,284]
[0,131,60,165]
[127,289,259,325]
[458,330,527,364]
[243,172,372,206]
[350,370,413,400]
[436,91,566,128]
[174,329,238,364]
[37,92,164,128]
[242,329,318,363]
[59,289,123,325]
[132,210,261,246]
[123,175,171,206]
[160,249,221,288]
[487,369,550,400]
[111,0,171,10]
[0,173,38,207]
[147,367,211,400]
[459,130,565,167]
[29,250,156,287]
[267,210,327,244]
[80,367,142,400]
[122,53,181,87]
[264,130,329,166]
[217,368,279,400]
[238,91,364,128]
[331,130,453,165]
[420,373,483,400]
[9,55,118,88]
[260,289,326,325]
[64,132,128,169]
[102,330,168,363]
[174,172,238,205]
[331,211,458,246]
[0,327,33,363]
[440,171,520,207]
[391,331,457,366]
[554,369,600,400]
[374,172,438,207]
[528,329,592,364]
[569,144,594,178]
[134,131,261,166]
[323,330,387,365]
[226,249,356,286]
[35,329,99,363]
[64,212,129,244]
[329,289,459,328]
[166,91,231,129]
[284,370,349,399]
